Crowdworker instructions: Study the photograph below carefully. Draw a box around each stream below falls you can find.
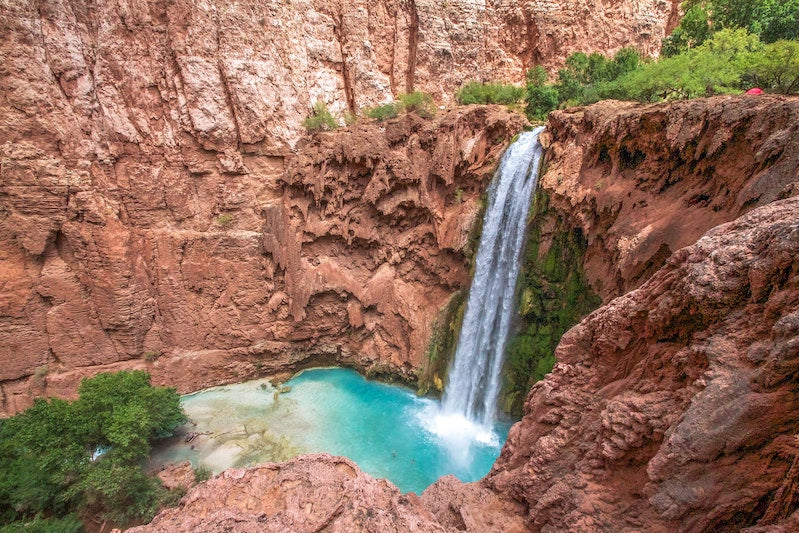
[149,368,513,494]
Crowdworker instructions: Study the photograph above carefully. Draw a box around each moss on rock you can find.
[418,290,466,397]
[500,190,601,415]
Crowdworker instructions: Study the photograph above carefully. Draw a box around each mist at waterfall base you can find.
[150,128,544,494]
[150,369,511,494]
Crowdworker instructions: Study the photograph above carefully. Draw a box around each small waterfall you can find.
[442,127,546,427]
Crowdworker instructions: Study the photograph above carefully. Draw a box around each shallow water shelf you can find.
[150,367,513,494]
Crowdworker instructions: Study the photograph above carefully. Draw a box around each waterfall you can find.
[442,126,546,427]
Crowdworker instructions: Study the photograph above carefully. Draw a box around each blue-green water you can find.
[150,368,512,494]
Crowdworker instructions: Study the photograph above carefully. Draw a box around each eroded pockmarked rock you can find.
[126,454,448,533]
[488,196,799,531]
[0,103,524,415]
[538,95,799,302]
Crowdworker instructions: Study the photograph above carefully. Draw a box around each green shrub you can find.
[364,102,400,121]
[455,82,524,105]
[398,91,436,118]
[603,29,763,101]
[343,110,358,126]
[0,514,83,533]
[216,213,233,227]
[194,463,213,482]
[0,371,186,529]
[302,101,338,132]
[524,66,559,120]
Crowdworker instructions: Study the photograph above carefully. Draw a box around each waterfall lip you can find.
[442,126,546,428]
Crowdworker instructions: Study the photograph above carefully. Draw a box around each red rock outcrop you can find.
[487,195,799,531]
[539,94,799,302]
[0,105,523,415]
[126,454,449,533]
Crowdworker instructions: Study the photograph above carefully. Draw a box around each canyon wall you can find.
[1,0,676,413]
[131,96,799,531]
[0,103,524,415]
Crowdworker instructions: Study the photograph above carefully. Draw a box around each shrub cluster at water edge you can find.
[0,371,187,530]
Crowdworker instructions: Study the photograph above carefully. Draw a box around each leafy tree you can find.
[664,0,799,55]
[662,4,713,55]
[524,66,559,120]
[605,29,762,101]
[0,371,186,530]
[748,39,799,93]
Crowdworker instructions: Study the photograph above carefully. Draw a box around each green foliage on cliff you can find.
[663,0,799,55]
[0,371,186,530]
[419,291,466,397]
[500,191,601,416]
[455,82,525,105]
[524,67,560,120]
[364,91,436,121]
[303,101,338,132]
[398,91,437,118]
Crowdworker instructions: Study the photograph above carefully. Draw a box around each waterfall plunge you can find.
[442,127,546,427]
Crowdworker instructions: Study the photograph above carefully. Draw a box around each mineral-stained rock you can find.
[487,196,799,531]
[125,454,448,533]
[156,461,196,491]
[1,0,678,408]
[538,95,799,303]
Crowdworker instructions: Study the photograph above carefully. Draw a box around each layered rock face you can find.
[0,103,523,415]
[539,95,799,302]
[1,0,675,412]
[1,0,677,154]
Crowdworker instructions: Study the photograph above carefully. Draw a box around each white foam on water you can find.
[417,402,501,467]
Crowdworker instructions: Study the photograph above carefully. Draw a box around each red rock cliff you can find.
[127,96,799,531]
[0,104,524,415]
[1,0,675,413]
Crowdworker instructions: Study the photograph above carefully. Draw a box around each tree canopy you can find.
[0,371,186,531]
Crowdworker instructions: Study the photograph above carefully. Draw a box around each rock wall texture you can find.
[0,0,677,155]
[130,95,799,531]
[124,196,799,533]
[0,103,523,415]
[538,95,799,302]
